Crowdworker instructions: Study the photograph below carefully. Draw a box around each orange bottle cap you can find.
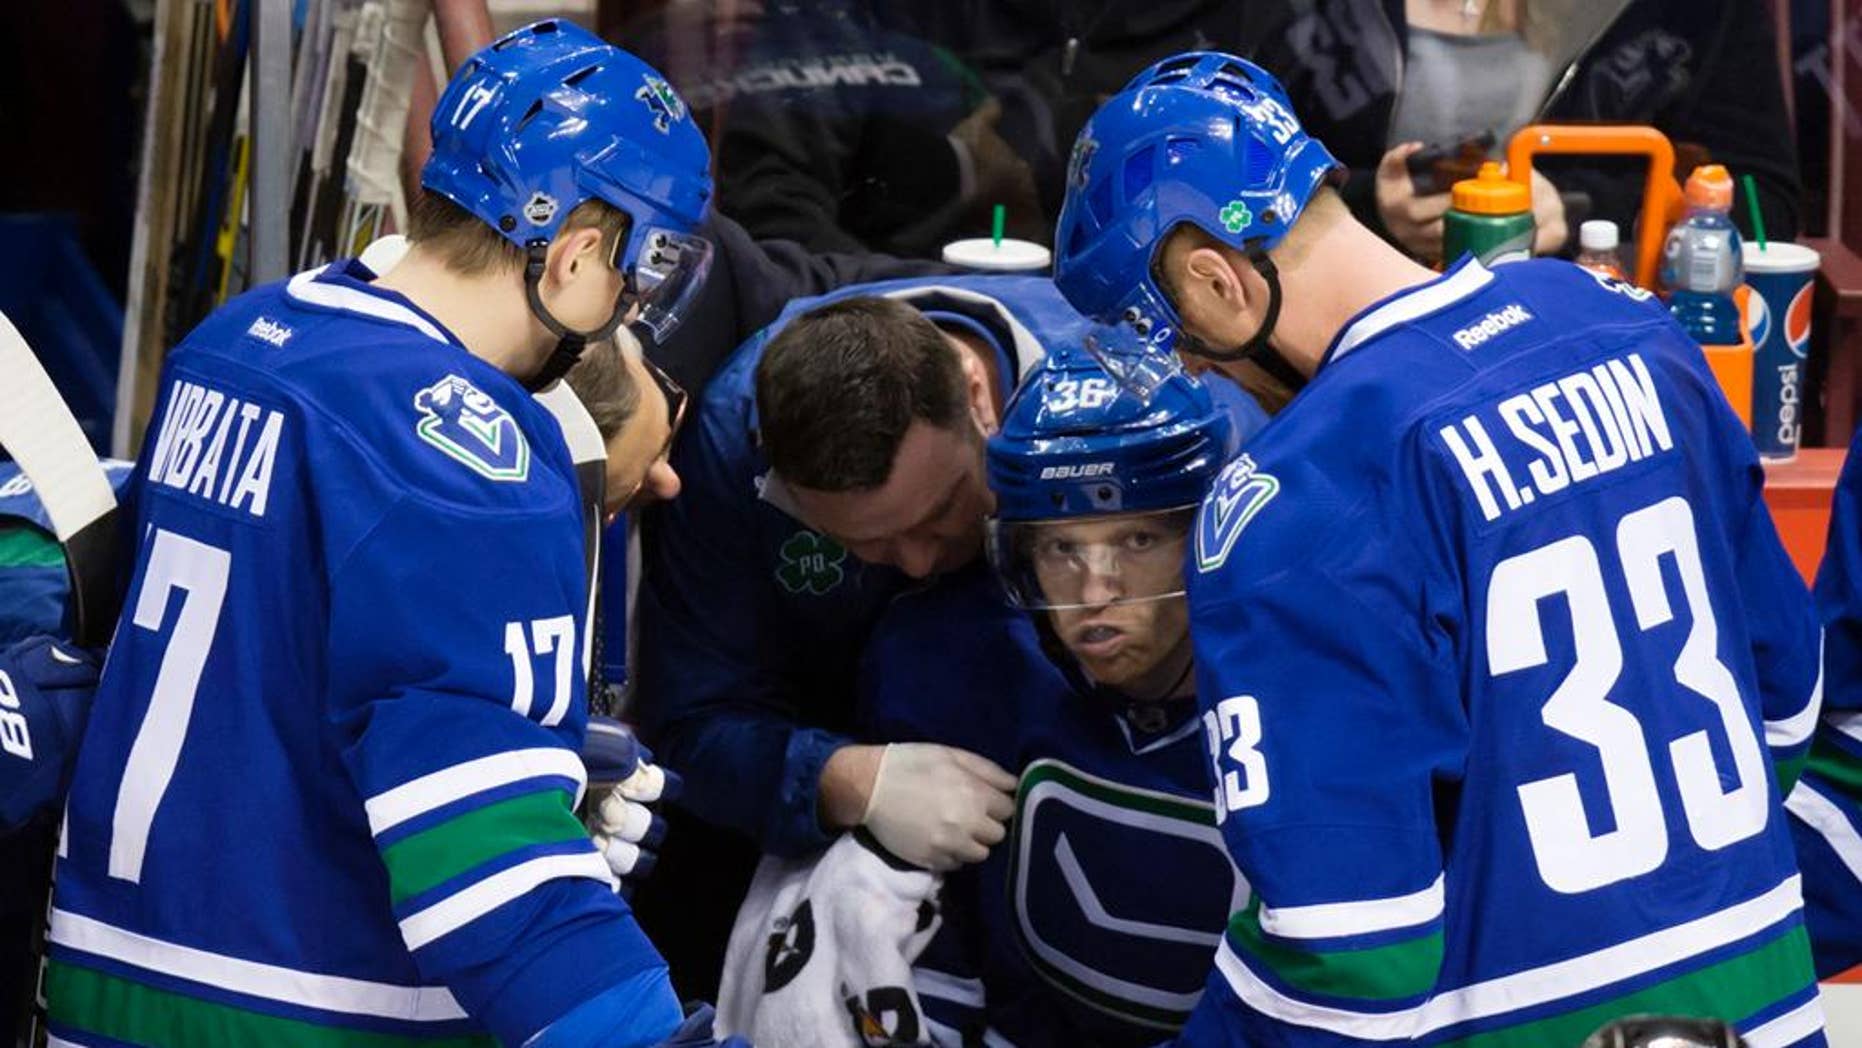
[1685,163,1734,210]
[1451,161,1530,215]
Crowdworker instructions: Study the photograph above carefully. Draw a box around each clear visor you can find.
[988,507,1196,611]
[625,227,714,343]
[1081,281,1191,396]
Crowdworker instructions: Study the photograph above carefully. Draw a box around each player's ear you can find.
[954,343,997,437]
[1183,245,1245,315]
[1182,242,1269,348]
[544,225,606,287]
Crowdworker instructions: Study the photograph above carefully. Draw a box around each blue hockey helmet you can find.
[423,20,714,346]
[1053,52,1341,392]
[985,349,1238,610]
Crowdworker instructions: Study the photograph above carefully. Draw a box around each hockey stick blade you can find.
[0,311,123,647]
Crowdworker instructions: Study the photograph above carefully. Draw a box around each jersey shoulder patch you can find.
[411,374,531,483]
[1196,453,1281,573]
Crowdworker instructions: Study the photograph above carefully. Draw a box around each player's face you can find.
[602,351,686,520]
[1034,515,1193,690]
[788,421,993,579]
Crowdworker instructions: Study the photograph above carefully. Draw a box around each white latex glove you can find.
[860,743,1016,871]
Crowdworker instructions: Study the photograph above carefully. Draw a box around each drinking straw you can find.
[1742,174,1768,251]
[992,204,1005,248]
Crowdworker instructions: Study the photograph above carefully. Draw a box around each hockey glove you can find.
[582,716,683,893]
[0,635,101,834]
[861,743,1016,871]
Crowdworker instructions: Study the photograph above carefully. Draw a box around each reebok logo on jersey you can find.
[1452,304,1534,351]
[1041,462,1114,480]
[413,375,531,483]
[246,317,293,347]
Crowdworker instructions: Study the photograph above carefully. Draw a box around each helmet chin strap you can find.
[1178,249,1308,394]
[521,242,632,392]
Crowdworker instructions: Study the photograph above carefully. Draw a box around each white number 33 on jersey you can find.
[1204,695,1271,822]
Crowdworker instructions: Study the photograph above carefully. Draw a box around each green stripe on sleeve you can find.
[1808,735,1862,802]
[1775,754,1809,798]
[1442,924,1814,1048]
[0,526,66,568]
[47,961,495,1048]
[380,789,588,904]
[1226,898,1444,1001]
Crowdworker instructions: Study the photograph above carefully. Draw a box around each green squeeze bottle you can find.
[1442,161,1535,267]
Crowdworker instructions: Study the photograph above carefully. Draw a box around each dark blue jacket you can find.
[631,275,1090,855]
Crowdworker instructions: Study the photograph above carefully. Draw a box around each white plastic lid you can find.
[1740,241,1820,274]
[941,237,1052,273]
[1579,220,1619,253]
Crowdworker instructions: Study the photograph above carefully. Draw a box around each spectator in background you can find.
[1239,0,1801,265]
[611,0,1044,258]
[603,0,1253,260]
[917,0,1251,230]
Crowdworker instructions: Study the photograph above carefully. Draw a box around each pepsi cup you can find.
[1742,242,1819,460]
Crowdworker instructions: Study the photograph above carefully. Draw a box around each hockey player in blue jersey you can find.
[858,350,1264,1046]
[634,277,1094,870]
[1791,428,1862,979]
[1052,52,1827,1047]
[48,22,727,1048]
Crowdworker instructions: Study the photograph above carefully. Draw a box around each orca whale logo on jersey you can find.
[1197,453,1279,573]
[636,75,687,133]
[843,985,921,1047]
[1581,266,1656,303]
[413,375,531,482]
[1010,759,1247,1029]
[764,898,816,993]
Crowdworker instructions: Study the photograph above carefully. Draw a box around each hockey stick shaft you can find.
[0,313,122,652]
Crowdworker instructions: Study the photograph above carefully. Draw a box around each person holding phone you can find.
[1237,0,1799,267]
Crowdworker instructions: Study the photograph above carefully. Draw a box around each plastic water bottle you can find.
[1661,165,1745,346]
[1575,220,1626,281]
[1443,162,1534,267]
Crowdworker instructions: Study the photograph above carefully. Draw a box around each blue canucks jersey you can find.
[1177,259,1824,1048]
[633,276,1086,856]
[48,261,674,1047]
[1793,426,1862,979]
[859,565,1245,1048]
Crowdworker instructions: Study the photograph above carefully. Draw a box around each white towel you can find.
[718,830,943,1047]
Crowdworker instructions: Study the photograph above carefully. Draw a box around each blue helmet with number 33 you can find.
[1052,52,1341,386]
